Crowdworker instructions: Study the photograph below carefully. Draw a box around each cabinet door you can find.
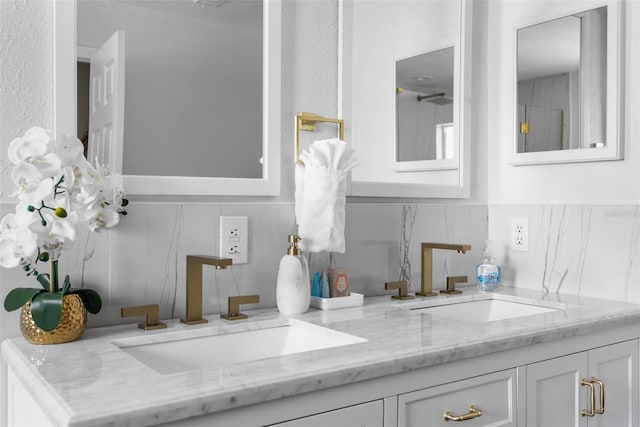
[397,369,516,427]
[270,400,383,427]
[524,352,588,427]
[588,340,639,427]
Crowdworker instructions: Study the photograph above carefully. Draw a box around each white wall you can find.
[0,1,488,339]
[487,0,640,303]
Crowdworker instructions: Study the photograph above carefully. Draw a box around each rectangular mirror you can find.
[341,0,471,198]
[54,0,281,196]
[395,47,457,171]
[511,2,623,165]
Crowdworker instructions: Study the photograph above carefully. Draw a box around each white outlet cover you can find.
[220,216,248,264]
[511,218,529,252]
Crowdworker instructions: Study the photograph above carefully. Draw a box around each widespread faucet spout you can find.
[419,243,471,297]
[181,255,233,325]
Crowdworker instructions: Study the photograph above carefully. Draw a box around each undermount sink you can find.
[409,298,561,323]
[112,319,366,374]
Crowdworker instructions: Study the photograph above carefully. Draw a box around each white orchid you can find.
[2,127,125,332]
[0,127,128,269]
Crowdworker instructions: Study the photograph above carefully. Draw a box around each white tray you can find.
[310,292,364,310]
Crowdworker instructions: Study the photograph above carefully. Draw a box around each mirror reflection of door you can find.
[517,6,607,153]
[396,47,455,162]
[77,0,264,179]
[81,31,126,172]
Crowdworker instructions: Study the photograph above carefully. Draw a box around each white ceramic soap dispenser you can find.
[276,235,310,315]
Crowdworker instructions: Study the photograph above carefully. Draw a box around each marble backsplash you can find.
[1,202,488,336]
[5,202,640,338]
[490,204,640,304]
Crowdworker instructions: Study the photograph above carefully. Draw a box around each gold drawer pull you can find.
[591,377,605,415]
[444,405,483,421]
[581,379,596,417]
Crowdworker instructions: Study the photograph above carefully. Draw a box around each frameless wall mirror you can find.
[511,1,624,165]
[54,0,281,196]
[341,0,471,198]
[395,47,457,171]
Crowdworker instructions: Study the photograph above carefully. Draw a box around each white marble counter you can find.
[3,287,640,426]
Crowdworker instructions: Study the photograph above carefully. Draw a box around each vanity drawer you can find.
[397,368,516,427]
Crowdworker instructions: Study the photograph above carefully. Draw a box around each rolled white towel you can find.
[295,138,359,253]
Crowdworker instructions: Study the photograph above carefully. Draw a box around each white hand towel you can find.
[295,138,360,253]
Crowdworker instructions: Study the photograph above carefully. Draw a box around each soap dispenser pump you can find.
[276,235,310,315]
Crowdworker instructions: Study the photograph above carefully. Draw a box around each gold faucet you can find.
[121,304,167,330]
[181,255,233,325]
[221,295,260,320]
[384,281,415,300]
[441,275,468,295]
[419,243,471,297]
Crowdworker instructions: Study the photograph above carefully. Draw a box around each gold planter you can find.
[20,294,88,345]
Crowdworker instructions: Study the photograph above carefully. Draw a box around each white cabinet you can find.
[521,340,639,427]
[6,369,51,427]
[397,369,516,427]
[270,400,384,427]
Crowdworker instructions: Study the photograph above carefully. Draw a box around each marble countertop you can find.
[3,287,640,426]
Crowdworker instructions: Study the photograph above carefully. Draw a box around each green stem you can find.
[50,259,59,292]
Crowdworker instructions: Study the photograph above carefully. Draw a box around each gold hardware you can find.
[443,405,483,421]
[520,121,529,134]
[581,379,596,417]
[384,281,415,300]
[294,112,345,165]
[591,377,605,415]
[420,243,472,297]
[287,234,302,256]
[181,255,233,325]
[221,295,260,320]
[121,304,167,330]
[441,276,467,295]
[396,87,404,93]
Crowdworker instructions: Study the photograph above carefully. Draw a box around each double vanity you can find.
[4,287,640,426]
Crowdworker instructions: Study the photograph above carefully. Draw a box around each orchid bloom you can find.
[0,127,127,271]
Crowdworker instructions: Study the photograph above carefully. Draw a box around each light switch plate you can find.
[219,216,248,264]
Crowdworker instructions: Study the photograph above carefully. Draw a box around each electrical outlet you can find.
[219,216,248,264]
[511,218,529,251]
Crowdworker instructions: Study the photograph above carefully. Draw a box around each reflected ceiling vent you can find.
[193,0,230,7]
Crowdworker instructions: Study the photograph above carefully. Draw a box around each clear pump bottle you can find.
[276,235,310,315]
[476,240,501,292]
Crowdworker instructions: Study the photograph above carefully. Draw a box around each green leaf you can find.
[70,289,102,314]
[36,273,50,291]
[30,292,64,331]
[61,275,71,294]
[4,288,43,312]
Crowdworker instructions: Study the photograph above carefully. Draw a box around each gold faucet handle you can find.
[121,304,167,330]
[441,276,468,295]
[385,281,415,300]
[221,295,260,321]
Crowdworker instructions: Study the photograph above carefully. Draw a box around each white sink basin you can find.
[113,319,366,374]
[410,299,560,323]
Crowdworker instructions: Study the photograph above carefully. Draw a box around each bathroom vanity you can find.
[3,288,640,426]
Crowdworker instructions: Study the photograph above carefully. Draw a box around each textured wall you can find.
[0,1,487,342]
[0,0,54,198]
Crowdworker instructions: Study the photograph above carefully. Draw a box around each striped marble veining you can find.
[3,287,640,426]
[490,204,640,304]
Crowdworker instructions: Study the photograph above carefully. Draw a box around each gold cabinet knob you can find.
[121,304,167,330]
